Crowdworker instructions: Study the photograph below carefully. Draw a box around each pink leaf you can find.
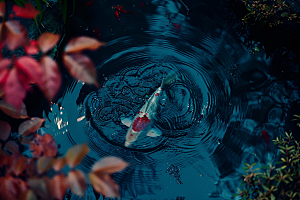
[12,3,39,19]
[91,157,129,174]
[0,100,28,119]
[63,53,99,87]
[0,121,11,141]
[49,174,69,200]
[0,2,5,18]
[0,58,11,71]
[40,56,61,101]
[4,140,19,154]
[3,20,28,50]
[68,169,87,196]
[18,117,45,136]
[4,68,26,110]
[15,56,44,88]
[24,40,39,55]
[38,33,60,53]
[64,36,105,54]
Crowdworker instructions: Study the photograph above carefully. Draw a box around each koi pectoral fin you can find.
[121,117,132,127]
[147,128,162,137]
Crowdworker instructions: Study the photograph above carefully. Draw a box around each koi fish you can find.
[173,23,181,32]
[114,10,120,20]
[112,5,136,20]
[261,130,271,149]
[121,73,178,147]
[85,0,95,7]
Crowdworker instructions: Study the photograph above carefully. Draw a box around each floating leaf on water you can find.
[68,169,87,196]
[64,36,105,53]
[18,117,45,136]
[65,143,89,168]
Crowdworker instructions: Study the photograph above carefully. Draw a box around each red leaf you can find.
[29,134,57,157]
[7,154,26,176]
[68,169,87,196]
[40,56,61,101]
[0,176,28,200]
[53,157,67,171]
[0,99,28,119]
[4,68,27,110]
[24,40,39,55]
[89,172,119,198]
[4,140,19,154]
[65,143,90,168]
[63,53,99,87]
[49,174,69,200]
[3,20,28,50]
[0,121,11,141]
[18,117,45,136]
[12,3,39,19]
[25,158,37,177]
[38,33,60,53]
[15,56,44,89]
[64,36,105,53]
[91,157,129,174]
[37,156,54,174]
[0,2,5,18]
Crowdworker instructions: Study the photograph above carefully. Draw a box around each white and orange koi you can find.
[121,73,177,147]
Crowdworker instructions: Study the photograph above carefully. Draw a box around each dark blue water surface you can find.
[42,0,300,199]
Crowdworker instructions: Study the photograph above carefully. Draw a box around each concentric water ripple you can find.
[41,0,300,199]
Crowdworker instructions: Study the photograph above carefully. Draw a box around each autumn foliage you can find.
[0,2,128,200]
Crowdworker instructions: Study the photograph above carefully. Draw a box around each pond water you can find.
[41,0,300,199]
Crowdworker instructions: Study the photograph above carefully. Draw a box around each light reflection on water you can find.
[41,0,300,199]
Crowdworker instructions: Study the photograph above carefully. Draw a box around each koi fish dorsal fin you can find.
[121,117,132,127]
[147,128,162,137]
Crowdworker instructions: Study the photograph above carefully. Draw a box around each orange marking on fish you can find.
[85,0,95,7]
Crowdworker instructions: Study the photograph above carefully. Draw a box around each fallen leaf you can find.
[38,33,60,53]
[0,2,5,18]
[65,143,89,168]
[40,56,61,101]
[18,117,45,136]
[63,53,99,87]
[37,156,53,174]
[12,3,39,19]
[29,134,57,157]
[4,68,27,110]
[3,20,28,50]
[52,157,67,171]
[89,172,119,198]
[4,140,19,154]
[64,36,105,53]
[0,121,11,141]
[68,169,87,196]
[28,177,51,199]
[24,40,39,55]
[91,157,129,174]
[0,176,28,200]
[15,56,44,88]
[0,100,28,119]
[49,174,68,200]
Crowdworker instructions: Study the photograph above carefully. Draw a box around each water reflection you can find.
[42,0,300,199]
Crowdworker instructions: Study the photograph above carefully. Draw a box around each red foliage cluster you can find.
[0,2,129,200]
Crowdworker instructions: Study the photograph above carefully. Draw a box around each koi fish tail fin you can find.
[161,72,179,88]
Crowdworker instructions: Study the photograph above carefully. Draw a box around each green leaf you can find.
[34,0,42,20]
[13,0,24,6]
[281,12,289,17]
[260,165,269,169]
[58,0,63,14]
[41,0,51,7]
